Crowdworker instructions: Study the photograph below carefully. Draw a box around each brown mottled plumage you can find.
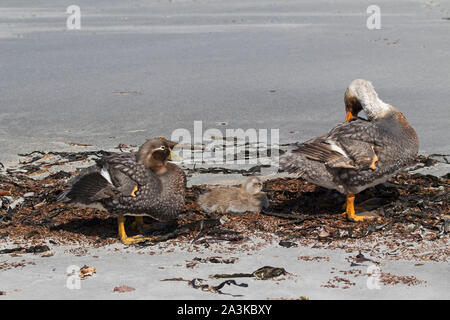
[280,79,418,221]
[58,138,186,243]
[198,177,269,215]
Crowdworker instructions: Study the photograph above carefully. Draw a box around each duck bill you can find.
[168,149,183,162]
[345,110,354,122]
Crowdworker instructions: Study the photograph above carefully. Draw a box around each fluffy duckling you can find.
[198,177,269,215]
[57,138,186,244]
[281,79,418,221]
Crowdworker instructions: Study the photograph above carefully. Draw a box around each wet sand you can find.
[1,0,450,163]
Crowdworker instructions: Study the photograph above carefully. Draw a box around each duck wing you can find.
[288,119,380,171]
[57,164,119,204]
[100,153,145,194]
[58,153,161,206]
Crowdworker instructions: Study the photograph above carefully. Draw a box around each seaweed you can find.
[210,266,288,280]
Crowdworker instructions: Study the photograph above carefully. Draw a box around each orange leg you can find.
[369,146,378,170]
[342,194,380,222]
[131,216,152,232]
[117,216,152,244]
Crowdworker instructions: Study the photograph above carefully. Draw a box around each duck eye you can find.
[160,146,166,150]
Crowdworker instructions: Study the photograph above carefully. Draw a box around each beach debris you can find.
[279,240,297,248]
[189,278,247,296]
[253,266,288,280]
[0,189,11,196]
[113,286,135,293]
[318,228,331,239]
[0,260,36,271]
[209,272,254,279]
[298,256,330,262]
[186,256,238,268]
[79,265,97,279]
[8,197,24,211]
[41,252,54,258]
[22,192,35,198]
[66,142,93,147]
[260,209,309,220]
[194,256,238,264]
[0,245,50,255]
[380,273,425,286]
[0,149,447,264]
[160,277,185,282]
[160,277,248,296]
[185,261,198,269]
[355,252,377,264]
[47,171,72,180]
[322,276,356,289]
[0,291,5,295]
[210,266,288,280]
[347,252,378,267]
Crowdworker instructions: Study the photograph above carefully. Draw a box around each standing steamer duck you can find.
[57,138,186,244]
[280,79,418,221]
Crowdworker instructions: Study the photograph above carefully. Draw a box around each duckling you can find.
[198,177,269,215]
[57,138,186,244]
[280,79,418,221]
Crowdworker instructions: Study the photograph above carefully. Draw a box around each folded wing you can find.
[288,119,380,171]
[58,153,161,206]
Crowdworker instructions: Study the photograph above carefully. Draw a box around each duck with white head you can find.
[281,79,418,221]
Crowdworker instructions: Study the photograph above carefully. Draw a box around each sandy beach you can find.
[0,0,449,300]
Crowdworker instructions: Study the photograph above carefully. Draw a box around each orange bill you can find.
[345,110,354,122]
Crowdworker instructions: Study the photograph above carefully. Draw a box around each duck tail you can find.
[57,172,112,204]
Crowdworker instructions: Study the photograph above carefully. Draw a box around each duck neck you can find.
[360,95,393,121]
[152,165,168,175]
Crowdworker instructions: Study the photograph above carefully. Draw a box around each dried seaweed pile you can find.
[0,151,449,255]
[259,173,449,239]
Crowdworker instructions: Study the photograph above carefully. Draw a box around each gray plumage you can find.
[280,79,419,195]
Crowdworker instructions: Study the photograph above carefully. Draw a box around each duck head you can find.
[242,177,263,195]
[344,79,393,122]
[136,138,173,174]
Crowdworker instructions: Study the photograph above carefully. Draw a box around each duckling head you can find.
[242,177,263,195]
[136,138,172,174]
[344,79,393,121]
